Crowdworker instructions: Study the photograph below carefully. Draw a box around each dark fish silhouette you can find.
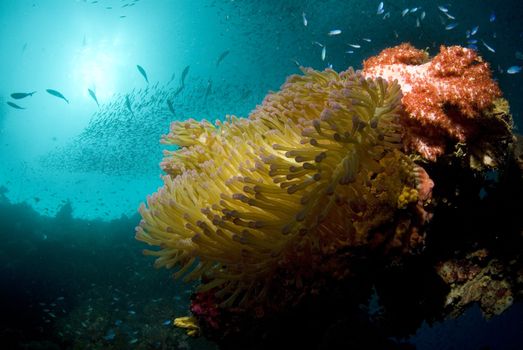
[125,95,134,116]
[216,50,230,67]
[205,79,212,98]
[10,91,36,99]
[166,99,175,116]
[180,65,190,86]
[7,101,25,109]
[46,89,69,104]
[88,88,99,107]
[136,65,148,83]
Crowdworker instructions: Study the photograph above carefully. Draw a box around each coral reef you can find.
[363,43,512,166]
[136,67,432,310]
[137,44,522,348]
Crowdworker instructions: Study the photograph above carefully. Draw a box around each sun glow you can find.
[72,44,119,102]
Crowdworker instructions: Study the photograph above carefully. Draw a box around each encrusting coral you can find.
[136,67,432,309]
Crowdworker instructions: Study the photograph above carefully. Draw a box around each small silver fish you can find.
[216,50,230,67]
[348,44,361,48]
[180,65,190,86]
[10,91,36,99]
[401,8,409,17]
[382,12,390,19]
[506,66,522,74]
[438,5,448,13]
[420,11,426,20]
[445,23,458,30]
[7,101,25,109]
[328,29,342,36]
[125,95,134,116]
[136,64,148,83]
[410,7,419,13]
[377,2,384,15]
[416,17,420,27]
[481,40,496,53]
[88,88,99,107]
[489,11,496,22]
[362,38,372,42]
[471,26,479,35]
[321,46,326,61]
[46,89,69,104]
[444,12,456,20]
[167,99,176,116]
[302,12,307,26]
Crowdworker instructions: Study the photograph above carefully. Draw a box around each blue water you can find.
[0,0,522,349]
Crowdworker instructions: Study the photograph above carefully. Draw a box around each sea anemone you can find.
[136,67,430,308]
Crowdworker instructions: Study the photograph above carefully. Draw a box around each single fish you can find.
[302,12,307,26]
[416,17,420,27]
[46,89,69,103]
[362,38,372,42]
[489,11,496,22]
[125,95,134,116]
[345,50,354,54]
[420,11,426,20]
[180,65,190,86]
[328,29,342,36]
[444,12,456,20]
[377,2,384,15]
[173,85,184,97]
[467,39,478,44]
[136,65,148,83]
[313,41,324,47]
[162,320,171,326]
[382,12,390,19]
[7,101,25,109]
[166,99,176,116]
[507,66,522,74]
[348,43,361,48]
[129,338,138,345]
[409,7,419,13]
[103,329,116,341]
[401,8,409,17]
[205,79,212,98]
[481,40,496,53]
[445,23,458,30]
[321,46,326,61]
[10,91,36,99]
[471,26,479,35]
[216,50,230,67]
[438,5,448,13]
[88,88,99,107]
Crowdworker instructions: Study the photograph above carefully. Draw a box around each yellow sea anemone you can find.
[136,67,424,307]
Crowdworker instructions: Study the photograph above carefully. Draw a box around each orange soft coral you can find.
[363,43,502,161]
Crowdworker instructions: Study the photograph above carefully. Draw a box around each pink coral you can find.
[363,43,502,161]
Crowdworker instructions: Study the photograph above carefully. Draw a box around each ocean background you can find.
[0,0,522,349]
